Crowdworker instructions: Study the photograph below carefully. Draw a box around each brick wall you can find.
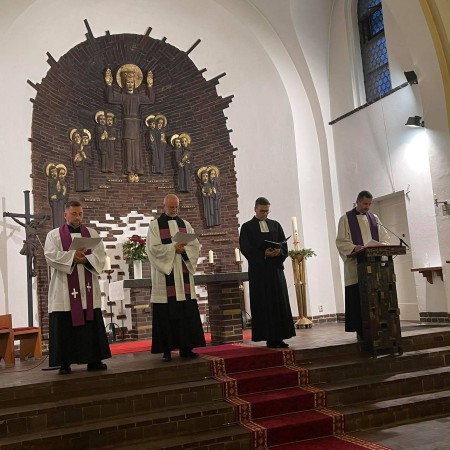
[30,31,240,339]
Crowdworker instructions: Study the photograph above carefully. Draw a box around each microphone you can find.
[376,219,410,249]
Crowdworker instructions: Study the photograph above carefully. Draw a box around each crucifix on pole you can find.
[3,190,50,326]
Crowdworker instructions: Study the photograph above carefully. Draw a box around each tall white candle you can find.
[235,248,241,262]
[208,250,214,264]
[291,216,300,251]
[104,256,111,271]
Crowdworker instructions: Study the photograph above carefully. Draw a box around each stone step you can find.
[335,388,450,432]
[0,400,236,450]
[99,423,250,450]
[0,360,212,407]
[322,365,450,407]
[0,378,222,438]
[303,345,450,384]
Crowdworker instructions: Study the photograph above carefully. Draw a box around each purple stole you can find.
[59,224,94,326]
[346,208,379,246]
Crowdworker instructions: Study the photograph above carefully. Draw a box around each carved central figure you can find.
[105,64,155,182]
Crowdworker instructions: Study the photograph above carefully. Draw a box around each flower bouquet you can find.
[122,235,148,263]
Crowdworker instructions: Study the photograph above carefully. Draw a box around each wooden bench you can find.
[0,314,14,366]
[13,326,42,360]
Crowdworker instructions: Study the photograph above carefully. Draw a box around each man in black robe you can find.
[239,197,296,348]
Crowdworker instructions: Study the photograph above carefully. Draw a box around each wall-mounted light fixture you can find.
[434,194,450,215]
[405,115,424,127]
[404,71,418,85]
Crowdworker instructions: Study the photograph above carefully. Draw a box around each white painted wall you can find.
[1,0,449,328]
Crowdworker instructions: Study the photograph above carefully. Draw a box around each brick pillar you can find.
[206,281,243,345]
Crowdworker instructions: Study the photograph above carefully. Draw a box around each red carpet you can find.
[109,331,252,355]
[198,343,392,450]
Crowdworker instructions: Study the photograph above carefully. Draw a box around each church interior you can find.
[1,0,450,449]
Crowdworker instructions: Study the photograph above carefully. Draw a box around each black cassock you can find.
[239,216,296,343]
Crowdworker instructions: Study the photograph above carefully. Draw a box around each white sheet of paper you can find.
[171,232,199,244]
[69,237,102,250]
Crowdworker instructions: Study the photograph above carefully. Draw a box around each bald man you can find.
[146,194,205,362]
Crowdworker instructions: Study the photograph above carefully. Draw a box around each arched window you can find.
[358,0,391,102]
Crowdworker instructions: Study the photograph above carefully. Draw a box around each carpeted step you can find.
[335,389,450,432]
[197,343,289,373]
[270,434,391,449]
[252,409,343,447]
[240,386,318,419]
[232,366,303,395]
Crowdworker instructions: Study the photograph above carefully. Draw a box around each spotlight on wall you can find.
[405,115,424,127]
[404,71,418,85]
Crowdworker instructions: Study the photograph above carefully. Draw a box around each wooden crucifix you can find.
[3,190,50,326]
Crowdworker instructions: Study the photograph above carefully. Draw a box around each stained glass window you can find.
[358,0,391,102]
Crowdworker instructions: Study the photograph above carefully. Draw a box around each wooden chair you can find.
[0,314,15,366]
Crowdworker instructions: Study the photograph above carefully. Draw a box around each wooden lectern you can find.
[354,245,406,357]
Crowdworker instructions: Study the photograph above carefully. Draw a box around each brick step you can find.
[335,388,450,432]
[304,345,450,384]
[0,378,221,438]
[0,360,212,407]
[323,365,450,407]
[99,423,250,450]
[0,400,236,450]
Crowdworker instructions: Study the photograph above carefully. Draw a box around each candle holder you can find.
[235,260,248,329]
[208,262,216,274]
[104,269,120,342]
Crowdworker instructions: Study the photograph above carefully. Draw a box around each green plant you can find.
[122,235,148,263]
[288,248,316,260]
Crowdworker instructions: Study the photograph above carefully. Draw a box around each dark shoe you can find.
[278,341,289,348]
[87,361,107,371]
[266,341,279,348]
[179,349,198,358]
[162,352,172,362]
[59,365,71,375]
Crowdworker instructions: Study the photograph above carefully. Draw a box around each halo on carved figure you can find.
[170,134,180,147]
[155,113,168,127]
[145,114,156,127]
[83,129,92,141]
[106,111,115,118]
[45,162,57,177]
[69,128,80,142]
[197,166,209,180]
[207,165,220,177]
[95,110,105,123]
[56,163,68,175]
[116,64,143,88]
[179,132,191,145]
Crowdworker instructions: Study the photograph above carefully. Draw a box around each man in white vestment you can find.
[336,190,389,340]
[44,200,111,374]
[147,194,205,362]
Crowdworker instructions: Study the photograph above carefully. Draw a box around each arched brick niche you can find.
[30,26,240,336]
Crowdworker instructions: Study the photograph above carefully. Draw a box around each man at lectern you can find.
[336,190,390,340]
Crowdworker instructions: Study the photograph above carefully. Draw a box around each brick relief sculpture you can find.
[29,22,239,339]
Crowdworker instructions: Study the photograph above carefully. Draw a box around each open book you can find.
[263,235,291,249]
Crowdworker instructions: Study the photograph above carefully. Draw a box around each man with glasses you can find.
[239,197,295,348]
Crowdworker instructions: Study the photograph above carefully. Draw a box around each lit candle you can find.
[235,248,241,262]
[104,256,111,271]
[208,250,214,264]
[291,216,300,251]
